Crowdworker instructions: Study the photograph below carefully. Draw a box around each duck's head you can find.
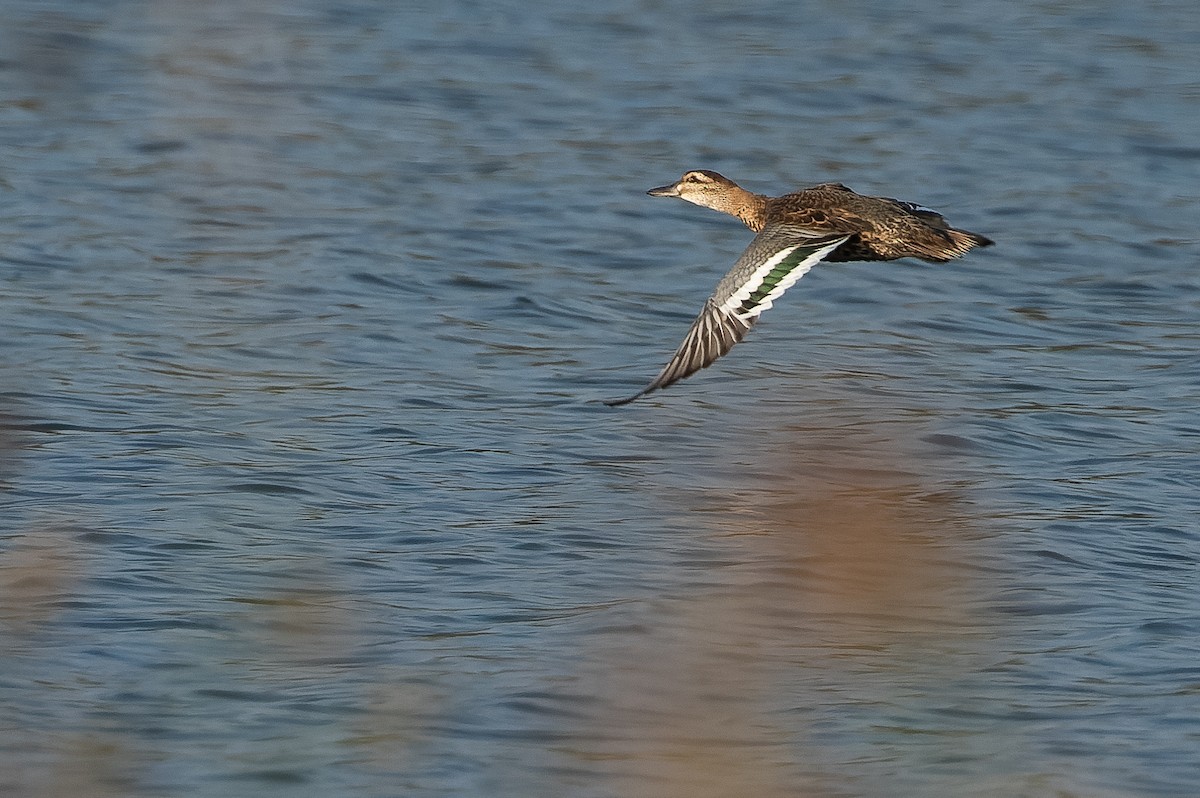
[646,170,745,211]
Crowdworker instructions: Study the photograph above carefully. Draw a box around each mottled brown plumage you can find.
[646,169,993,263]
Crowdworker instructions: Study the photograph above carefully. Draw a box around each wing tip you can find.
[605,298,755,407]
[603,379,663,407]
[603,391,645,407]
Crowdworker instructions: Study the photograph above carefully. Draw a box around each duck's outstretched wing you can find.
[605,227,849,406]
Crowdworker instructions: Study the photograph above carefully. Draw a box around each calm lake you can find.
[2,1,1198,796]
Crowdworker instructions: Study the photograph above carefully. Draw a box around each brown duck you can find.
[606,169,993,406]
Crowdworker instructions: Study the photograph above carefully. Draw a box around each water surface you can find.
[2,1,1199,796]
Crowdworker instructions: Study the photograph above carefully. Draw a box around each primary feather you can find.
[605,230,848,406]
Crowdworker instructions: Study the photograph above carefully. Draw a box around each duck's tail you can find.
[919,227,994,263]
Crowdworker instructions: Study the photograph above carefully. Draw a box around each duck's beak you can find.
[646,182,680,197]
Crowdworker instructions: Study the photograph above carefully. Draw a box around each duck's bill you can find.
[646,183,680,197]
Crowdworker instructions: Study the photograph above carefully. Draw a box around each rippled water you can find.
[2,1,1198,796]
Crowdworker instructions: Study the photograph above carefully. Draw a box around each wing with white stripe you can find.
[713,228,849,324]
[606,228,849,405]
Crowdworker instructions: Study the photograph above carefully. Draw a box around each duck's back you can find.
[765,183,991,263]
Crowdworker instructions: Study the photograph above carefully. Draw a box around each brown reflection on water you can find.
[0,527,80,638]
[0,523,144,798]
[229,583,451,780]
[570,411,988,797]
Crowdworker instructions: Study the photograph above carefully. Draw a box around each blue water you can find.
[2,1,1199,796]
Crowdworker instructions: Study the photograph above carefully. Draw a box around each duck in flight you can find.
[605,170,993,406]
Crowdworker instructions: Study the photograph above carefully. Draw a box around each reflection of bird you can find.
[606,170,994,406]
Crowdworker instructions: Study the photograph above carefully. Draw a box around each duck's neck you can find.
[717,189,770,232]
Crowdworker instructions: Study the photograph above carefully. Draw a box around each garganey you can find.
[606,170,993,406]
